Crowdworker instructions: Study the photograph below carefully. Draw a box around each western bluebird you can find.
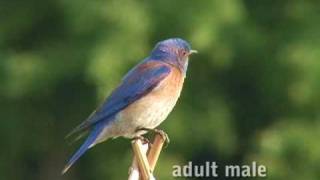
[62,38,197,174]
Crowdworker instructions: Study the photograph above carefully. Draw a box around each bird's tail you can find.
[61,123,105,174]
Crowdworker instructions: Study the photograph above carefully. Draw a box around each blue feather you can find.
[62,121,106,174]
[67,61,171,136]
[62,62,171,174]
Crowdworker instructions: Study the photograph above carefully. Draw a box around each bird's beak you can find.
[189,49,198,55]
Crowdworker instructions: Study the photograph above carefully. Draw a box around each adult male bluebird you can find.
[62,38,197,174]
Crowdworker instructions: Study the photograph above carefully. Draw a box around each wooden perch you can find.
[128,134,166,180]
[147,134,166,172]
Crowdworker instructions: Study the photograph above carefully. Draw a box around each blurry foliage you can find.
[0,0,320,179]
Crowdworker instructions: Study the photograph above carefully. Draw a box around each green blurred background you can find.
[1,0,320,179]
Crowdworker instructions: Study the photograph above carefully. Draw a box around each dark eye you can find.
[181,50,187,56]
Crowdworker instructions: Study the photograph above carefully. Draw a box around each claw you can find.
[137,128,170,147]
[153,129,170,145]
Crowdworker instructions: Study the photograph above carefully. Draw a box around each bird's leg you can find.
[132,135,150,145]
[137,128,170,146]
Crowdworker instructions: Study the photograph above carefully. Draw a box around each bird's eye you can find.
[181,50,187,56]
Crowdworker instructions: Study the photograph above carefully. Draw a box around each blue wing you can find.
[67,60,171,136]
[62,60,171,173]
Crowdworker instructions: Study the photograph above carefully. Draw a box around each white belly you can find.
[111,93,179,138]
[128,96,177,128]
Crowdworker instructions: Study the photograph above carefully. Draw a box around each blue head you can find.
[150,38,197,74]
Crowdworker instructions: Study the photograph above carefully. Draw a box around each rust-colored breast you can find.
[113,65,185,137]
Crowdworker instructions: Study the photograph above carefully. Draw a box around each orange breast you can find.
[114,66,185,136]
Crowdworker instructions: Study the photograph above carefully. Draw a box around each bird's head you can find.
[150,38,197,74]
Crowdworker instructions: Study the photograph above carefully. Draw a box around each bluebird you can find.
[62,38,197,174]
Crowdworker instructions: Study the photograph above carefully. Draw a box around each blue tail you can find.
[62,123,105,174]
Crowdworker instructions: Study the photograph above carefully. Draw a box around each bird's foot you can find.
[132,136,150,145]
[137,128,170,147]
[153,129,170,145]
